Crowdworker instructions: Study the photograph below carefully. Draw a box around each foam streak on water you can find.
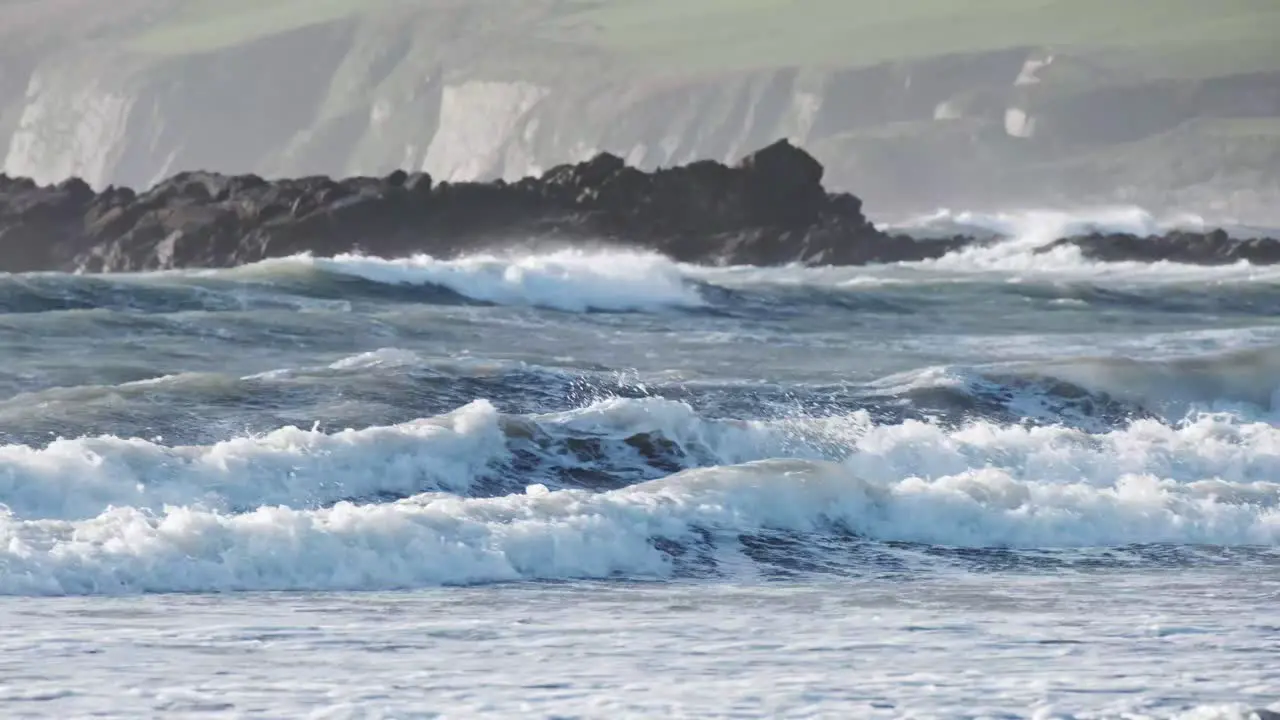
[1,579,1276,719]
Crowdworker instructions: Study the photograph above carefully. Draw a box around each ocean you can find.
[1,206,1278,718]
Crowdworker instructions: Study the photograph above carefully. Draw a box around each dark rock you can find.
[1038,228,1280,265]
[56,177,95,204]
[572,152,626,189]
[738,138,824,186]
[0,139,1274,273]
[403,172,433,197]
[224,174,269,199]
[103,186,137,204]
[384,169,409,188]
[737,139,827,226]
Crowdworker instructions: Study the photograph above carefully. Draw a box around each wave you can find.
[684,205,1280,289]
[874,342,1280,425]
[0,400,507,520]
[0,248,706,316]
[6,325,1279,449]
[250,249,706,312]
[0,396,808,520]
[0,270,355,316]
[2,453,1277,595]
[1174,707,1280,720]
[4,394,1280,522]
[6,209,1280,320]
[239,235,1280,292]
[884,206,1280,280]
[882,205,1229,240]
[1003,345,1280,421]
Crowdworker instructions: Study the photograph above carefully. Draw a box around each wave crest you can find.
[880,342,1280,425]
[2,394,1279,539]
[2,456,1277,596]
[256,249,706,312]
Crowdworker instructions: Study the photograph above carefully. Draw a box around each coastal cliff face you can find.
[3,2,1279,219]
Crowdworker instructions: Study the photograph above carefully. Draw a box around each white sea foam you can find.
[15,205,1278,307]
[257,249,705,312]
[326,347,423,370]
[687,254,1280,292]
[1,454,1278,595]
[687,205,1280,289]
[0,400,509,520]
[2,579,1275,717]
[0,396,795,520]
[2,395,1280,593]
[8,396,1280,523]
[907,207,1268,279]
[883,205,1217,240]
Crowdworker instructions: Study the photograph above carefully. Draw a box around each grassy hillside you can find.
[544,0,1280,76]
[118,0,1280,79]
[127,0,385,54]
[3,0,1276,214]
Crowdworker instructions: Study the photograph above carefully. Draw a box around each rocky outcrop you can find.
[0,139,1275,273]
[1040,229,1280,265]
[0,140,951,272]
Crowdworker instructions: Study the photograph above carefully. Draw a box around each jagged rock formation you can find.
[1038,229,1280,265]
[0,139,1275,273]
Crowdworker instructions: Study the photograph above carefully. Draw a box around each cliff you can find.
[2,0,1279,221]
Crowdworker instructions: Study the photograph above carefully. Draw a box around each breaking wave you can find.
[2,391,1280,595]
[883,205,1223,240]
[249,249,706,312]
[4,206,1280,320]
[2,453,1277,595]
[4,203,1280,596]
[876,342,1280,424]
[882,205,1280,279]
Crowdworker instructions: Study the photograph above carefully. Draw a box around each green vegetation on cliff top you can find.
[128,0,1280,79]
[548,0,1280,76]
[129,0,379,54]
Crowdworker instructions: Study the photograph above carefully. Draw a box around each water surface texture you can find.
[2,207,1279,718]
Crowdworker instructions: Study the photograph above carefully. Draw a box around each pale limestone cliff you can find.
[2,5,1278,220]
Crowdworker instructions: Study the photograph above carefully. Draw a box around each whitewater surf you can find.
[1,205,1278,718]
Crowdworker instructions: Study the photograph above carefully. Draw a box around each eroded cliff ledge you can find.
[1,140,1276,274]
